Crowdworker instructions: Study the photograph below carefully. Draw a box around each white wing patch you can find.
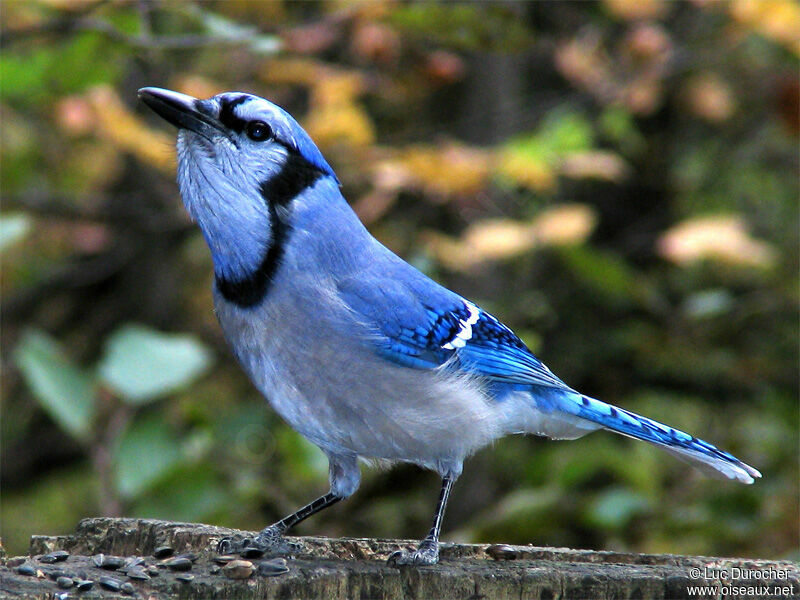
[442,301,480,350]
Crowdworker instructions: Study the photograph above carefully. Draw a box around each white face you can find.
[176,93,295,204]
[139,87,336,208]
[139,87,338,296]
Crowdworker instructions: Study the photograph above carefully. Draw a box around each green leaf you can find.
[599,106,646,155]
[390,4,534,52]
[275,428,329,484]
[502,109,594,167]
[558,246,638,302]
[0,213,31,253]
[0,32,123,105]
[131,464,227,522]
[539,109,595,156]
[98,324,214,404]
[114,415,183,498]
[13,329,95,441]
[585,488,649,530]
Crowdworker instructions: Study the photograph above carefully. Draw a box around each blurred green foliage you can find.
[1,0,797,562]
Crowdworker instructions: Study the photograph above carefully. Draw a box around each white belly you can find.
[213,282,504,471]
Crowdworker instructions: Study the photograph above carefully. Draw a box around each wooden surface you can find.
[1,517,797,599]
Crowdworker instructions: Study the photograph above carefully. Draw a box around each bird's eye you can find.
[246,120,272,142]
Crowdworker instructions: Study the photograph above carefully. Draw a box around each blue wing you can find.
[456,310,566,388]
[337,270,567,389]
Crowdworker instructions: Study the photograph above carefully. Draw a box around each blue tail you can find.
[556,393,761,484]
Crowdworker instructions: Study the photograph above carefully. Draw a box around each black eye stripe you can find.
[218,96,248,133]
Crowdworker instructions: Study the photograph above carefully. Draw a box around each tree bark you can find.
[1,517,797,599]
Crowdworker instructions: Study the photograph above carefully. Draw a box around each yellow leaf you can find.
[421,231,484,271]
[300,71,375,149]
[87,86,174,174]
[496,150,556,192]
[530,204,598,247]
[423,204,597,271]
[730,0,800,56]
[464,219,539,260]
[261,58,330,87]
[657,215,777,268]
[560,150,631,182]
[400,144,492,198]
[304,104,376,149]
[311,73,366,106]
[603,0,668,21]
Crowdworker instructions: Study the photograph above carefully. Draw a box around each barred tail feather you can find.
[556,393,761,484]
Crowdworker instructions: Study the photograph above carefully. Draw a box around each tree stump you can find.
[1,517,797,599]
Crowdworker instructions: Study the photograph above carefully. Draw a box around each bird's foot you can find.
[217,525,301,557]
[387,540,439,566]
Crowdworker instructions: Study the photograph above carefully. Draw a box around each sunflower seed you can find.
[99,576,122,591]
[40,551,69,564]
[153,545,174,559]
[223,559,254,579]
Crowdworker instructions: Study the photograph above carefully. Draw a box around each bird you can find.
[138,87,761,566]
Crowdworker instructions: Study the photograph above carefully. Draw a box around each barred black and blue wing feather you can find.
[342,270,760,484]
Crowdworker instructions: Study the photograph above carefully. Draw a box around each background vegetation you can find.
[2,0,797,561]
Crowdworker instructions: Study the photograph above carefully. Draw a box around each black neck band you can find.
[215,149,325,307]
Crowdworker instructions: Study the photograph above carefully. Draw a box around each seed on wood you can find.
[213,555,236,564]
[486,544,518,561]
[102,555,125,570]
[241,547,265,558]
[120,582,136,595]
[153,545,174,559]
[123,556,145,570]
[176,552,198,562]
[162,556,192,571]
[40,551,69,564]
[56,576,73,589]
[257,558,289,577]
[223,559,254,579]
[74,579,94,591]
[176,573,195,583]
[92,553,124,569]
[127,567,150,580]
[99,576,122,591]
[17,564,36,576]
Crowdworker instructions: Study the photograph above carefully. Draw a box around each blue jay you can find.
[139,87,761,566]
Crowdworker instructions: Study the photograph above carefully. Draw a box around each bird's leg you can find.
[219,453,358,556]
[389,474,455,566]
[218,492,342,555]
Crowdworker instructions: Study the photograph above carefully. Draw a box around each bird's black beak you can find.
[138,87,227,139]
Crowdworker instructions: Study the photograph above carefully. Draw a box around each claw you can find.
[387,545,439,566]
[217,535,252,555]
[216,527,300,558]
